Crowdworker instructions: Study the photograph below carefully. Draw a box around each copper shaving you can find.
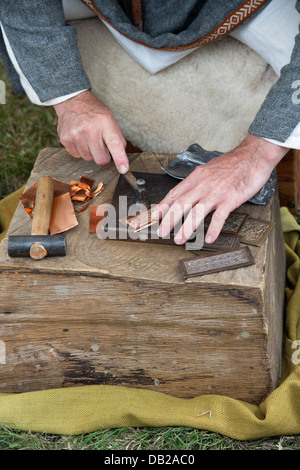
[70,177,104,214]
[70,178,104,203]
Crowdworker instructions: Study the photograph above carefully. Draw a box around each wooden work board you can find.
[0,148,286,404]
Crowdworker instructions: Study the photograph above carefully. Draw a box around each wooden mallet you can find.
[7,176,66,260]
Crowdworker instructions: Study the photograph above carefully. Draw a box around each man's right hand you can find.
[53,90,129,173]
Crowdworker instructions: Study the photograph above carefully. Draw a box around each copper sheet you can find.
[19,175,104,235]
[19,178,76,234]
[19,178,72,218]
[239,217,275,246]
[119,204,159,232]
[89,205,109,233]
[49,193,78,234]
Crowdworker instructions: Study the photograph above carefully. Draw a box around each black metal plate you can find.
[111,172,177,209]
[106,172,179,244]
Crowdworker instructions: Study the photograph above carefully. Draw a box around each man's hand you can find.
[54,90,129,173]
[152,134,289,245]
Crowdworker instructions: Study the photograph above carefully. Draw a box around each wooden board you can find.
[0,148,286,404]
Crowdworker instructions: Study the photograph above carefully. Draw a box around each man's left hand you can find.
[151,134,289,244]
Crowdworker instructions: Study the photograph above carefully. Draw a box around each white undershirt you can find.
[1,0,300,148]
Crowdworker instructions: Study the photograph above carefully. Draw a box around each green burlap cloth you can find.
[0,190,299,439]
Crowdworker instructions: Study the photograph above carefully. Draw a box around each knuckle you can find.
[214,210,227,220]
[68,127,81,141]
[82,154,93,162]
[106,135,122,146]
[167,187,178,201]
[59,134,71,147]
[193,203,205,219]
[156,201,169,216]
[70,120,94,138]
[100,111,114,127]
[212,208,229,226]
[173,198,188,213]
[167,186,178,201]
[101,155,112,165]
[79,120,94,136]
[94,153,111,166]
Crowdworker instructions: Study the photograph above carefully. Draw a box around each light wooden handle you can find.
[31,176,55,236]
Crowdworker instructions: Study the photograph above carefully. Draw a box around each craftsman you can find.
[0,0,299,245]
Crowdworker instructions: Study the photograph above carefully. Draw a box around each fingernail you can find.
[174,237,182,245]
[205,235,212,244]
[119,165,128,174]
[151,210,159,219]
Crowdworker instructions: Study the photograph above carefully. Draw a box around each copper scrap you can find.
[49,193,78,234]
[69,177,104,214]
[19,175,104,235]
[19,178,72,219]
[19,178,71,226]
[119,204,159,232]
[70,177,104,202]
[89,205,109,233]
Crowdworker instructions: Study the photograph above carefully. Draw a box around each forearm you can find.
[0,0,91,103]
[248,3,300,143]
[236,133,289,169]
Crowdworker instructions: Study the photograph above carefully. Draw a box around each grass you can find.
[1,60,300,451]
[0,425,300,451]
[0,62,60,199]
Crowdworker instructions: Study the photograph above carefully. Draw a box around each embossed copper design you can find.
[204,211,249,235]
[191,233,241,254]
[239,217,275,246]
[119,204,159,232]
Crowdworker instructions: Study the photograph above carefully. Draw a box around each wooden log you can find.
[0,148,286,404]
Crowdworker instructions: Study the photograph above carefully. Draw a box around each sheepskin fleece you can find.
[75,18,277,153]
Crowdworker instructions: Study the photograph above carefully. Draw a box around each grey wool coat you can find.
[0,0,300,144]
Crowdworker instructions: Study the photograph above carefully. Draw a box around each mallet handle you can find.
[31,176,55,236]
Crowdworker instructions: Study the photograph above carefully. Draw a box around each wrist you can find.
[239,133,289,167]
[53,90,95,116]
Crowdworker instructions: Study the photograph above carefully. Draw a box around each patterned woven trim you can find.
[184,0,271,50]
[80,0,270,50]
